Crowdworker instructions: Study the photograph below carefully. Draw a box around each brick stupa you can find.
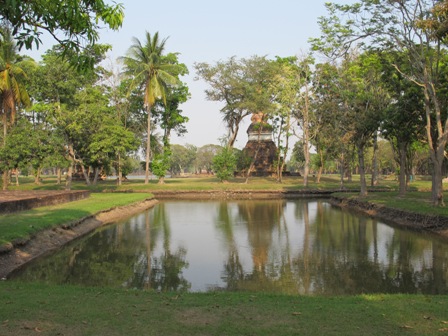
[242,112,277,176]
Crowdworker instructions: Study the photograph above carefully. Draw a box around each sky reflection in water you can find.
[12,199,448,295]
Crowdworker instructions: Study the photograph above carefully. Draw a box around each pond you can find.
[11,199,448,295]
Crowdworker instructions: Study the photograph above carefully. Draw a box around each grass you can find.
[9,174,395,192]
[0,282,447,335]
[0,193,153,246]
[335,191,448,217]
[2,174,448,335]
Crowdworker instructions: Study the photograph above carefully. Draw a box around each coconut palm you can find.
[120,31,181,184]
[0,26,31,189]
[0,27,31,140]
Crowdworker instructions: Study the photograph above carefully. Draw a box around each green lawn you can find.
[1,282,447,336]
[0,193,153,246]
[7,174,397,192]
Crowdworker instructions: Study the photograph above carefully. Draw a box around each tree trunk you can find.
[303,138,310,187]
[339,152,345,190]
[422,83,446,206]
[3,113,7,146]
[92,167,100,185]
[65,144,75,190]
[228,123,240,149]
[431,150,445,206]
[398,141,407,197]
[117,152,122,186]
[57,167,62,185]
[15,169,19,186]
[144,104,152,184]
[34,167,42,185]
[65,166,72,191]
[276,146,283,183]
[245,142,261,184]
[2,170,9,191]
[81,165,91,185]
[370,131,379,187]
[358,145,368,197]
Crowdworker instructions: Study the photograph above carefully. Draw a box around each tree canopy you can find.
[0,0,124,69]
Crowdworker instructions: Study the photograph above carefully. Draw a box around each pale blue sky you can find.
[25,0,354,149]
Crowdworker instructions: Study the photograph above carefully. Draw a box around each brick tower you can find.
[242,113,277,176]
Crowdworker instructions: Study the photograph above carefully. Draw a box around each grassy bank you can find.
[7,175,394,192]
[333,191,448,217]
[1,282,447,335]
[0,193,153,247]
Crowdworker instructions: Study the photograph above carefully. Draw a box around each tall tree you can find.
[292,55,315,187]
[379,51,426,196]
[269,56,299,183]
[340,52,389,196]
[311,62,344,184]
[195,56,274,148]
[35,45,110,189]
[0,26,32,189]
[0,27,31,141]
[311,0,448,205]
[121,31,183,184]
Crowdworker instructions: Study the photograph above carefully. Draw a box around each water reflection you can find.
[11,200,448,295]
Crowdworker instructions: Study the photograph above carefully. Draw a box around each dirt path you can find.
[0,198,158,279]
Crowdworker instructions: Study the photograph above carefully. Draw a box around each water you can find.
[11,199,448,295]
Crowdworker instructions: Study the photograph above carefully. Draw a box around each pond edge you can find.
[0,198,159,279]
[2,191,448,279]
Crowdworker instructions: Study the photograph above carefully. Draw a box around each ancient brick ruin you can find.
[242,113,277,176]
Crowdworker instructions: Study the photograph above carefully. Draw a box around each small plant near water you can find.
[212,146,237,182]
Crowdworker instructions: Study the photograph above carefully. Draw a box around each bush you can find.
[212,147,237,182]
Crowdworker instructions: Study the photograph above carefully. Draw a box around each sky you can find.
[25,0,353,150]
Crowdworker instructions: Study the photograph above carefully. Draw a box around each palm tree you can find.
[0,26,31,190]
[0,26,31,141]
[120,31,181,184]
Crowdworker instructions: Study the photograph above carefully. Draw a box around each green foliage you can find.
[170,144,196,175]
[89,120,139,167]
[153,81,190,142]
[236,149,252,171]
[291,140,305,169]
[121,32,184,109]
[0,118,66,176]
[195,144,221,173]
[212,146,237,182]
[151,151,171,179]
[0,0,124,69]
[195,56,276,147]
[120,31,187,183]
[120,156,141,177]
[0,26,32,140]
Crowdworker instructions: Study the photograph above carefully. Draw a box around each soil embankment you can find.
[0,198,158,279]
[150,189,333,199]
[329,196,448,238]
[0,190,90,214]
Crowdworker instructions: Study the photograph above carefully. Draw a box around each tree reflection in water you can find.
[12,200,448,295]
